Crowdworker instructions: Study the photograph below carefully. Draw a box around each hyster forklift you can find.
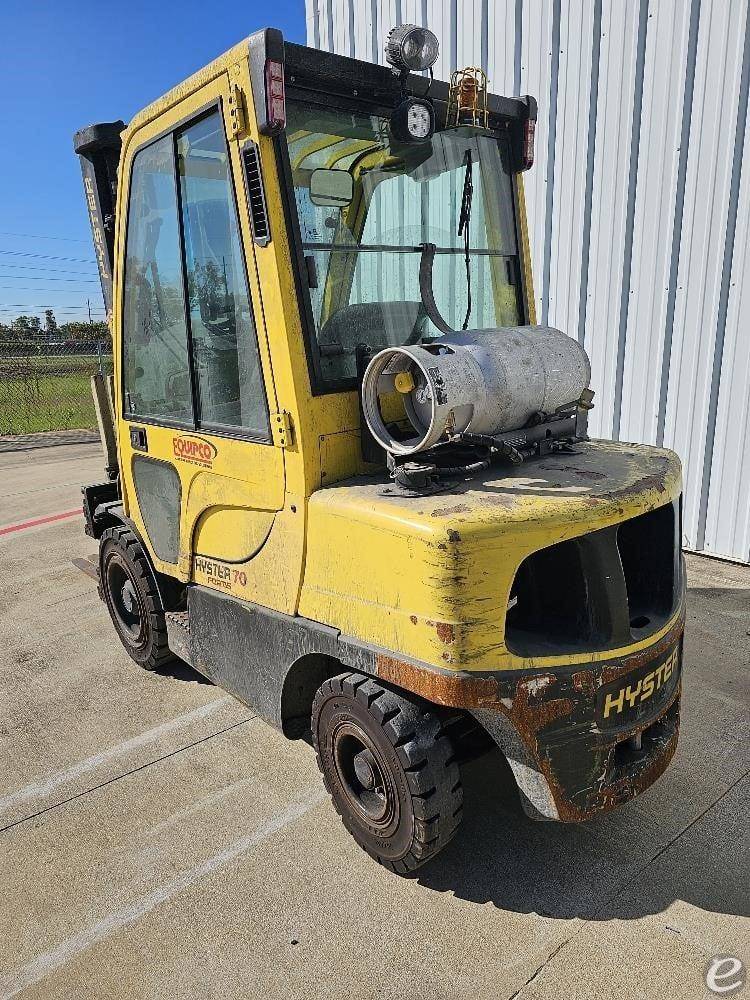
[74,25,685,872]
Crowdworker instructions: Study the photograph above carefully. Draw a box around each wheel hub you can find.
[121,579,137,615]
[332,723,396,829]
[353,748,378,790]
[106,558,143,640]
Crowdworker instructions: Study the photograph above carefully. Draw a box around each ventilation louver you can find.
[241,140,270,246]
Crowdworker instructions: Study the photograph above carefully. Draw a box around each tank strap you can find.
[418,243,454,336]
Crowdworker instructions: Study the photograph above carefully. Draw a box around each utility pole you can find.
[87,298,92,325]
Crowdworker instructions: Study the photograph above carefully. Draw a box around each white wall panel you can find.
[618,0,692,448]
[424,0,454,81]
[662,0,747,550]
[547,0,596,346]
[487,1,518,95]
[306,0,750,562]
[582,0,641,438]
[520,0,556,324]
[351,0,375,60]
[306,0,320,48]
[455,0,483,71]
[701,5,750,560]
[330,0,353,57]
[704,123,750,560]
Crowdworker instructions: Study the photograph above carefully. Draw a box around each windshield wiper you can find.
[458,148,474,330]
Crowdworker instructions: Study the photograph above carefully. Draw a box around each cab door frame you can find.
[112,67,293,609]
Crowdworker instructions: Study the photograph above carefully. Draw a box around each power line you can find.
[0,310,105,315]
[0,250,96,265]
[0,263,99,276]
[0,275,98,284]
[0,315,104,324]
[0,300,104,306]
[0,231,90,244]
[0,318,106,322]
[0,313,106,318]
[0,318,106,324]
[0,275,99,284]
[0,299,104,306]
[0,303,105,312]
[0,288,101,295]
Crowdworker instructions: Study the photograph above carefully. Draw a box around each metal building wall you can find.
[305,0,750,563]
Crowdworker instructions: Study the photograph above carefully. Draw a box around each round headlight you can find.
[385,25,440,73]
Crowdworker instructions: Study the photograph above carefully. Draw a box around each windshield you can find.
[284,98,524,384]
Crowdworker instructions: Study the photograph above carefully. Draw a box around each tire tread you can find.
[312,670,463,873]
[99,526,175,671]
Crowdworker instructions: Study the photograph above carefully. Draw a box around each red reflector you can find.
[265,59,286,131]
[522,119,536,170]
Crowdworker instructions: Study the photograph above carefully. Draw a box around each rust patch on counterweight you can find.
[373,609,684,823]
[374,654,501,709]
[435,621,455,644]
[572,669,596,695]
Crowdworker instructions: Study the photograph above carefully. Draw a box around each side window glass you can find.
[177,113,270,437]
[122,136,193,422]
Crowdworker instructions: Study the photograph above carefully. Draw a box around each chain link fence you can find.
[0,340,113,436]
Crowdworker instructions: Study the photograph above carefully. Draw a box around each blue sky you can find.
[0,0,305,325]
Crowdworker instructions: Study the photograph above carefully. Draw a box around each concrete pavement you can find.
[0,442,747,999]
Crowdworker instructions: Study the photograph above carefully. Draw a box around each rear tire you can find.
[99,525,175,671]
[312,672,463,872]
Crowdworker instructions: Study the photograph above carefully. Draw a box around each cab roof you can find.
[122,30,535,146]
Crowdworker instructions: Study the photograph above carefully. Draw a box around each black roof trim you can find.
[283,41,534,123]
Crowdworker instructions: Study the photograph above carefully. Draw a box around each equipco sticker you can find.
[172,435,217,468]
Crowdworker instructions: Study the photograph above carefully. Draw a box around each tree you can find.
[44,309,58,337]
[58,320,110,342]
[11,315,41,336]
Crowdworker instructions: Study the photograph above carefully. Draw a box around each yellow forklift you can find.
[74,25,685,872]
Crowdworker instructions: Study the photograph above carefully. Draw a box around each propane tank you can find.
[361,326,591,456]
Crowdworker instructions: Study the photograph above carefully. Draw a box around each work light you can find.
[385,25,440,73]
[407,102,433,138]
[390,97,435,142]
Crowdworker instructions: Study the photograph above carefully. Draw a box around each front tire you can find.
[99,525,175,671]
[312,672,463,872]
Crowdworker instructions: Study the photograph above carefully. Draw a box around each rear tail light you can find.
[521,118,535,170]
[265,59,286,132]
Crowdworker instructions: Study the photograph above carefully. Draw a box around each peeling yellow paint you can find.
[299,441,682,671]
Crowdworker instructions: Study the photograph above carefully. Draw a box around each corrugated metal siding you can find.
[306,0,750,562]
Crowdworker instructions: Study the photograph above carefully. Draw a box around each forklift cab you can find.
[75,26,685,873]
[76,27,539,610]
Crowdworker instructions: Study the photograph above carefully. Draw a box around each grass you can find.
[0,349,113,434]
[0,372,99,435]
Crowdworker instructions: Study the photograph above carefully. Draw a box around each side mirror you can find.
[309,168,353,207]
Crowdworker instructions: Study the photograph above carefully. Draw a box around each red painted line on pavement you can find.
[0,507,81,537]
